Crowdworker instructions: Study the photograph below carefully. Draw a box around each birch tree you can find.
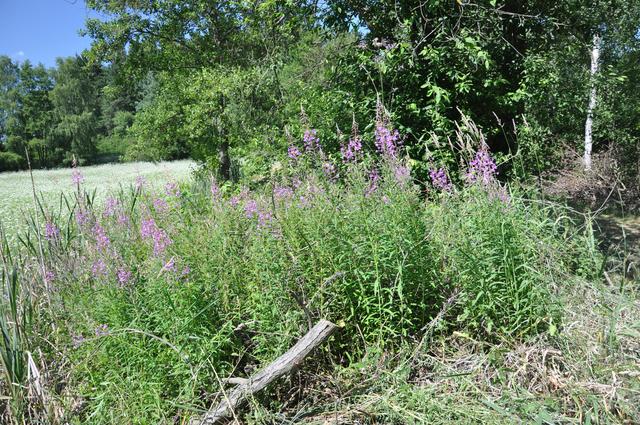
[584,33,601,171]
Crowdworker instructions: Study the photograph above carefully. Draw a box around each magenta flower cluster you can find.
[161,258,177,273]
[117,214,130,227]
[165,182,181,198]
[288,145,302,161]
[273,186,294,201]
[44,221,60,242]
[244,200,259,218]
[303,129,321,152]
[140,217,172,256]
[466,149,497,185]
[429,168,452,192]
[92,259,108,277]
[76,208,90,227]
[374,125,401,158]
[340,136,362,162]
[153,198,170,214]
[243,198,273,229]
[257,211,273,228]
[93,224,111,252]
[71,168,84,185]
[103,197,119,218]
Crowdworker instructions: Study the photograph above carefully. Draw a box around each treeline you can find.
[0,55,136,170]
[1,1,639,179]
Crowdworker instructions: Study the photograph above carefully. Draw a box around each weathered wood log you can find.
[192,319,337,425]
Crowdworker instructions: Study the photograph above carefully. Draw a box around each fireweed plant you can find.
[0,118,597,423]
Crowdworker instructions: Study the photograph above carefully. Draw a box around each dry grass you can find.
[274,275,640,424]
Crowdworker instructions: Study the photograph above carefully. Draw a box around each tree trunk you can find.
[216,93,231,181]
[218,140,230,181]
[584,33,601,171]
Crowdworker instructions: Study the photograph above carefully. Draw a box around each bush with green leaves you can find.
[0,152,25,172]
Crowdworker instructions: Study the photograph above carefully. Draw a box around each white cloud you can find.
[17,51,24,56]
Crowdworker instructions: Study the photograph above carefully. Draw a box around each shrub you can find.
[427,188,561,337]
[0,152,25,172]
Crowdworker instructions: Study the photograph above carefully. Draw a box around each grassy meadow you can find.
[0,160,194,234]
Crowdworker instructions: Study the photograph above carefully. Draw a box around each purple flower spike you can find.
[288,145,302,161]
[303,129,321,153]
[92,259,108,277]
[374,125,401,158]
[135,176,147,190]
[466,149,498,186]
[103,197,119,218]
[140,218,155,240]
[366,168,381,197]
[341,136,363,162]
[140,217,172,256]
[44,221,60,242]
[117,268,132,286]
[229,196,241,208]
[95,324,109,337]
[72,168,84,185]
[117,214,130,227]
[429,167,452,192]
[273,186,294,201]
[165,182,181,198]
[161,257,177,273]
[257,211,273,229]
[244,200,259,218]
[93,224,111,251]
[76,208,90,227]
[153,198,169,214]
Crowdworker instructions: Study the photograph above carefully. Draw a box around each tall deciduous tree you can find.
[82,0,321,178]
[0,56,20,144]
[50,56,104,164]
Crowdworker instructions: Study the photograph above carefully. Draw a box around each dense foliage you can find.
[1,1,639,180]
[0,54,136,168]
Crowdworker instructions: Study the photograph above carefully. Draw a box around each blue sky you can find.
[0,0,100,68]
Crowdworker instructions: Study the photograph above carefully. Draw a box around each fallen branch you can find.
[191,319,337,424]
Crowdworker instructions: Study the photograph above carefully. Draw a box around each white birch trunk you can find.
[584,33,601,171]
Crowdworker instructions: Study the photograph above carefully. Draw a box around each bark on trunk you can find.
[218,141,230,181]
[584,33,601,171]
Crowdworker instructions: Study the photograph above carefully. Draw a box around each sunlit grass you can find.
[0,160,195,234]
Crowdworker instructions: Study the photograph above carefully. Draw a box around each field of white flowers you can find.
[0,160,194,234]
